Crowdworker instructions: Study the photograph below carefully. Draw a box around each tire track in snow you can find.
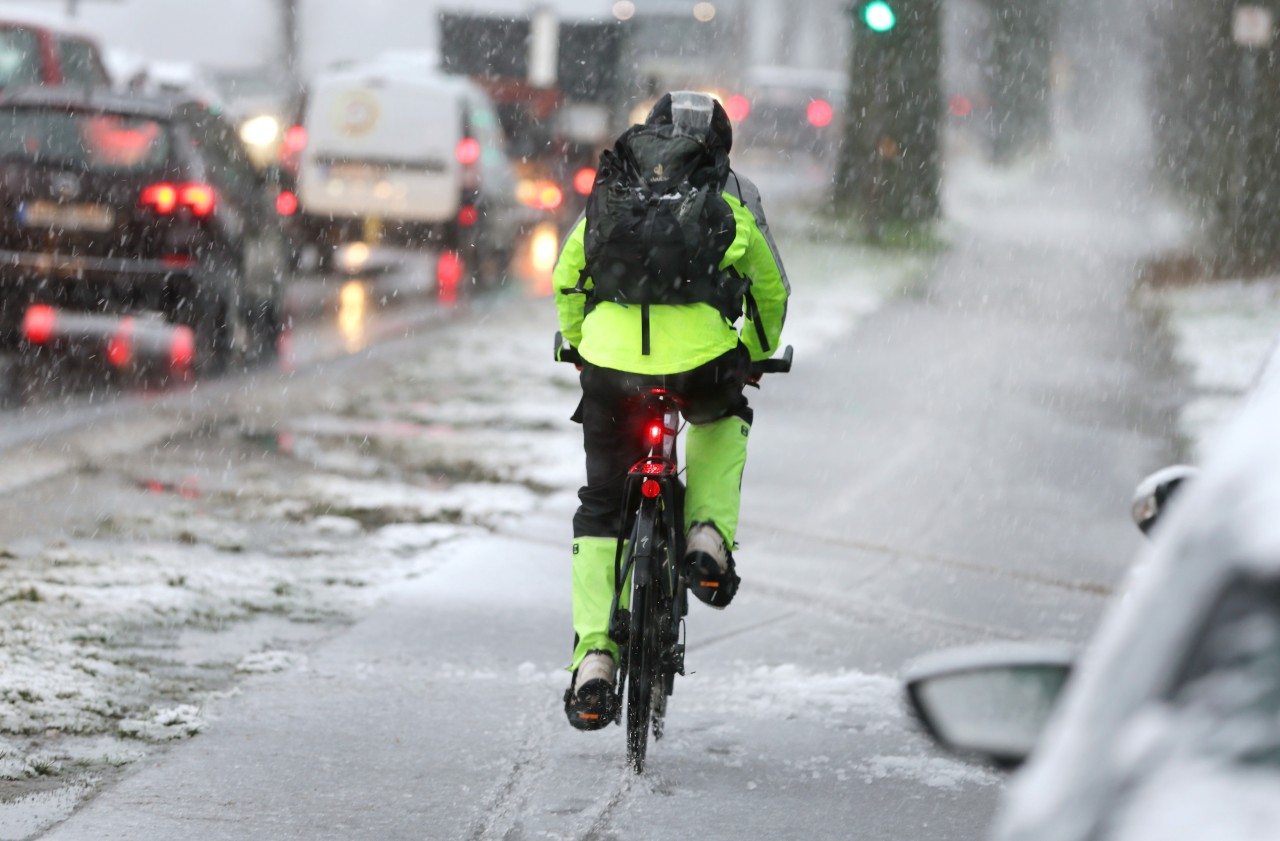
[465,702,559,841]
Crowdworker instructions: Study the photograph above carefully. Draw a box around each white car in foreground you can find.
[905,358,1280,841]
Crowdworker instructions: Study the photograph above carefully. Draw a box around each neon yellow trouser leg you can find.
[684,416,751,548]
[570,537,630,671]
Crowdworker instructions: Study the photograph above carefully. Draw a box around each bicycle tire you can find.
[626,577,655,772]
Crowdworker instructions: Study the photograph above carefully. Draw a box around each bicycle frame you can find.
[605,388,689,771]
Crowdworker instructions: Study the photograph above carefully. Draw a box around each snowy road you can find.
[0,146,1191,839]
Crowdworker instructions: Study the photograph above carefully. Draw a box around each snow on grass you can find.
[1143,278,1280,458]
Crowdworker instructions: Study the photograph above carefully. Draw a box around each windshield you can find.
[0,27,41,87]
[0,108,171,171]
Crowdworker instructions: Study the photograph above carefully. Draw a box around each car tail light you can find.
[140,183,178,214]
[180,184,215,217]
[724,95,750,122]
[106,318,134,368]
[276,190,299,216]
[573,167,596,195]
[169,325,195,370]
[22,305,57,344]
[281,125,307,156]
[457,204,479,227]
[807,99,834,128]
[455,138,481,165]
[437,250,464,305]
[539,184,563,210]
[141,182,216,217]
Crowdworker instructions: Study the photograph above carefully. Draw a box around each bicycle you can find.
[555,332,793,772]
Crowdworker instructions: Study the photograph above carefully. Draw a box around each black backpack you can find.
[569,122,748,355]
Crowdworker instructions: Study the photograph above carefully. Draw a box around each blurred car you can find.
[734,65,845,162]
[295,58,520,285]
[0,86,288,374]
[0,16,110,90]
[904,360,1280,840]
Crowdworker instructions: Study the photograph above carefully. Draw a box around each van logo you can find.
[333,91,380,138]
[51,173,80,201]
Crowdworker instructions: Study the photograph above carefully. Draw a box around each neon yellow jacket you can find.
[554,172,789,375]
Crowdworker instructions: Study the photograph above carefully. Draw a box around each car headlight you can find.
[239,114,281,148]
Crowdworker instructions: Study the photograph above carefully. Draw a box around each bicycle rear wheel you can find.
[625,578,655,772]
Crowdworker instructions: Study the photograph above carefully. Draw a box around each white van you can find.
[296,60,520,282]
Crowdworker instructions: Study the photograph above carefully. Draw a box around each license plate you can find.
[19,201,115,233]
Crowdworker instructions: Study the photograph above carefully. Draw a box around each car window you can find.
[55,37,107,88]
[1168,576,1280,767]
[0,107,170,171]
[0,28,42,87]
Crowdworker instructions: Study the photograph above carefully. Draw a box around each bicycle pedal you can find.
[663,643,686,675]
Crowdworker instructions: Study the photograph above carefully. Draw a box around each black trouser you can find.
[572,344,752,539]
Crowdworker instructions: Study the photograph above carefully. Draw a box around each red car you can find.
[0,18,110,90]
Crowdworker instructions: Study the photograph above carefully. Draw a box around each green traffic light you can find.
[863,0,896,32]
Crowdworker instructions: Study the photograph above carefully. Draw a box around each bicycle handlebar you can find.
[554,332,793,378]
[749,345,793,377]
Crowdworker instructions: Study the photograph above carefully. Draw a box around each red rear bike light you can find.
[22,305,56,344]
[641,479,661,498]
[646,422,665,446]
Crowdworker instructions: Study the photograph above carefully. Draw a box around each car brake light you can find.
[141,182,216,217]
[169,325,195,370]
[106,318,135,368]
[455,138,481,165]
[276,190,299,216]
[141,183,178,214]
[437,250,464,306]
[724,95,750,122]
[457,204,479,227]
[807,99,834,128]
[539,184,563,210]
[22,305,57,344]
[573,168,596,195]
[180,184,216,217]
[282,125,307,155]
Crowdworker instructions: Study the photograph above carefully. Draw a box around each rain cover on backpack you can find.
[579,121,739,310]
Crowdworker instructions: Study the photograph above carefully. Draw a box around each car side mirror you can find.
[903,643,1075,769]
[1130,465,1198,536]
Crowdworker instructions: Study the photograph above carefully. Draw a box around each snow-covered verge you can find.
[1136,278,1280,459]
[0,226,930,830]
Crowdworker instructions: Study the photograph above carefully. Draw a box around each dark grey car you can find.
[0,86,287,374]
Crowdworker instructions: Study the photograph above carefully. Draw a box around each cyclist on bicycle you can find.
[555,91,790,730]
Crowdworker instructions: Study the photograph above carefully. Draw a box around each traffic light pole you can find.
[835,0,942,232]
